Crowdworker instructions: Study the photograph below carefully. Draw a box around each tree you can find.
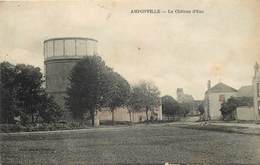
[0,62,17,123]
[1,61,62,124]
[128,81,161,121]
[14,64,44,123]
[220,96,253,120]
[36,92,62,123]
[197,103,205,115]
[104,71,130,125]
[178,103,190,117]
[162,95,179,120]
[66,56,111,126]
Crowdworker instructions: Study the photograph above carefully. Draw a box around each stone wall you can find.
[98,106,162,123]
[236,106,255,121]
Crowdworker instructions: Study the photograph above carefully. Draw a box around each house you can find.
[237,85,253,97]
[204,63,260,121]
[204,81,237,120]
[236,62,260,121]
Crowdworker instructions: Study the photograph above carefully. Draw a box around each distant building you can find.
[176,88,200,115]
[253,62,260,122]
[204,81,237,120]
[176,88,194,103]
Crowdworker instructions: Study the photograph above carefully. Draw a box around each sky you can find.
[0,0,259,100]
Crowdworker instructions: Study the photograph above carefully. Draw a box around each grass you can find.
[1,124,260,164]
[175,124,260,135]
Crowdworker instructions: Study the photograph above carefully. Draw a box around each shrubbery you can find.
[0,62,62,125]
[220,97,253,120]
[0,122,90,133]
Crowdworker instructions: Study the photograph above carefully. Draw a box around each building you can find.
[204,81,237,120]
[237,85,253,97]
[253,62,260,122]
[236,63,260,121]
[235,85,254,121]
[176,88,194,103]
[176,88,200,116]
[98,105,162,123]
[44,37,162,122]
[44,37,98,118]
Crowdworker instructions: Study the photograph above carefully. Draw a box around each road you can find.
[0,124,260,164]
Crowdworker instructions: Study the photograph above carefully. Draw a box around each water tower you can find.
[44,37,98,114]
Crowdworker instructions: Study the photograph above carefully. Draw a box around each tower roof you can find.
[207,82,237,93]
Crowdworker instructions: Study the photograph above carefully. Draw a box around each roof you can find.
[237,85,253,97]
[207,82,237,93]
[44,37,98,43]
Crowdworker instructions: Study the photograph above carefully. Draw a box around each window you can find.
[87,40,95,56]
[54,40,64,56]
[76,39,87,56]
[219,95,225,103]
[65,40,76,56]
[46,41,54,57]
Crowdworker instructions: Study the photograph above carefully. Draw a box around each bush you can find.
[0,122,90,133]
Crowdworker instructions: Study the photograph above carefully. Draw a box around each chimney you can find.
[207,80,211,90]
[254,62,259,77]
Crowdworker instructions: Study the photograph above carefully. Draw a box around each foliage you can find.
[128,81,161,121]
[220,96,253,120]
[197,103,205,115]
[37,93,63,123]
[161,95,180,119]
[0,62,17,123]
[178,103,191,117]
[104,71,131,124]
[0,61,62,124]
[66,56,112,125]
[0,122,89,133]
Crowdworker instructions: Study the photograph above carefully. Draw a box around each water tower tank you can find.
[44,37,98,112]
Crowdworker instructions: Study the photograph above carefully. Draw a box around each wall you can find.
[45,59,80,94]
[98,106,162,123]
[236,106,255,121]
[45,59,81,118]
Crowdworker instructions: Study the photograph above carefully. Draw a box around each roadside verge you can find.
[169,122,260,135]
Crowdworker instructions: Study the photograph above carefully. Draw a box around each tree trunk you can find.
[35,114,39,123]
[145,107,149,121]
[129,111,132,123]
[91,110,95,126]
[112,108,115,125]
[31,114,34,124]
